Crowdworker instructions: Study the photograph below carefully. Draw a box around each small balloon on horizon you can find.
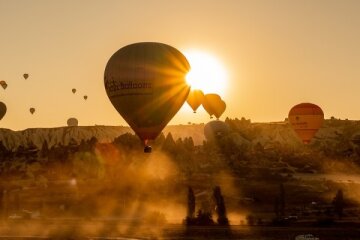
[0,81,8,90]
[29,107,35,115]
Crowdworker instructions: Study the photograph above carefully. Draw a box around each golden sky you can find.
[1,0,360,130]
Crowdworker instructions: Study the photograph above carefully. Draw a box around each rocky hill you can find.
[0,118,359,152]
[0,124,206,151]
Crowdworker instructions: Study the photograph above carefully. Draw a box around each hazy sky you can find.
[1,0,360,130]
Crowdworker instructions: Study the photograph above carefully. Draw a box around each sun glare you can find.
[184,50,228,96]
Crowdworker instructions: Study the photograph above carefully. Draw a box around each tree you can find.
[333,189,344,219]
[279,183,285,217]
[185,187,196,225]
[162,133,176,154]
[187,187,195,218]
[274,197,279,218]
[213,186,229,225]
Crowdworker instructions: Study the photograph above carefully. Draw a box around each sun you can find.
[184,50,228,96]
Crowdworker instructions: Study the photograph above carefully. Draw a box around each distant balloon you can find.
[72,88,76,94]
[29,107,35,114]
[67,117,78,127]
[202,94,226,119]
[23,73,29,80]
[187,89,204,113]
[0,102,7,120]
[104,42,190,152]
[204,120,230,141]
[83,95,88,100]
[0,81,7,90]
[288,103,324,144]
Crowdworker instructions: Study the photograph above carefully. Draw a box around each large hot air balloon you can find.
[202,94,226,119]
[187,89,204,113]
[288,103,324,144]
[67,117,78,127]
[104,42,190,152]
[29,107,35,115]
[23,73,29,79]
[0,102,6,120]
[72,88,76,94]
[0,81,7,90]
[204,120,230,141]
[83,95,88,100]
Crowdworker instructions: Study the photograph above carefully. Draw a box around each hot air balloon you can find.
[213,99,226,119]
[202,94,226,119]
[204,120,230,141]
[0,81,7,90]
[23,73,29,79]
[0,102,6,120]
[72,88,76,94]
[186,89,204,113]
[29,107,35,114]
[83,95,88,100]
[288,103,324,144]
[104,42,190,153]
[67,117,78,127]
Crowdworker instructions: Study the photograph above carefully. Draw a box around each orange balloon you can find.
[104,42,190,152]
[187,89,204,113]
[288,103,324,144]
[30,107,35,114]
[202,94,226,119]
[0,81,7,90]
[213,100,226,119]
[0,102,7,120]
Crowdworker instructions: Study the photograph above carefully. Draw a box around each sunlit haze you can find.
[1,0,360,130]
[185,50,228,96]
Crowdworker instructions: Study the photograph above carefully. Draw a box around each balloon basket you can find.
[144,145,152,153]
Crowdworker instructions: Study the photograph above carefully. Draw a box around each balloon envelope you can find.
[30,108,35,114]
[204,120,230,141]
[187,89,204,113]
[67,117,78,126]
[202,94,223,119]
[72,88,76,94]
[23,73,29,79]
[288,103,324,144]
[0,102,6,120]
[84,95,88,100]
[0,81,7,90]
[213,99,226,119]
[104,42,190,149]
